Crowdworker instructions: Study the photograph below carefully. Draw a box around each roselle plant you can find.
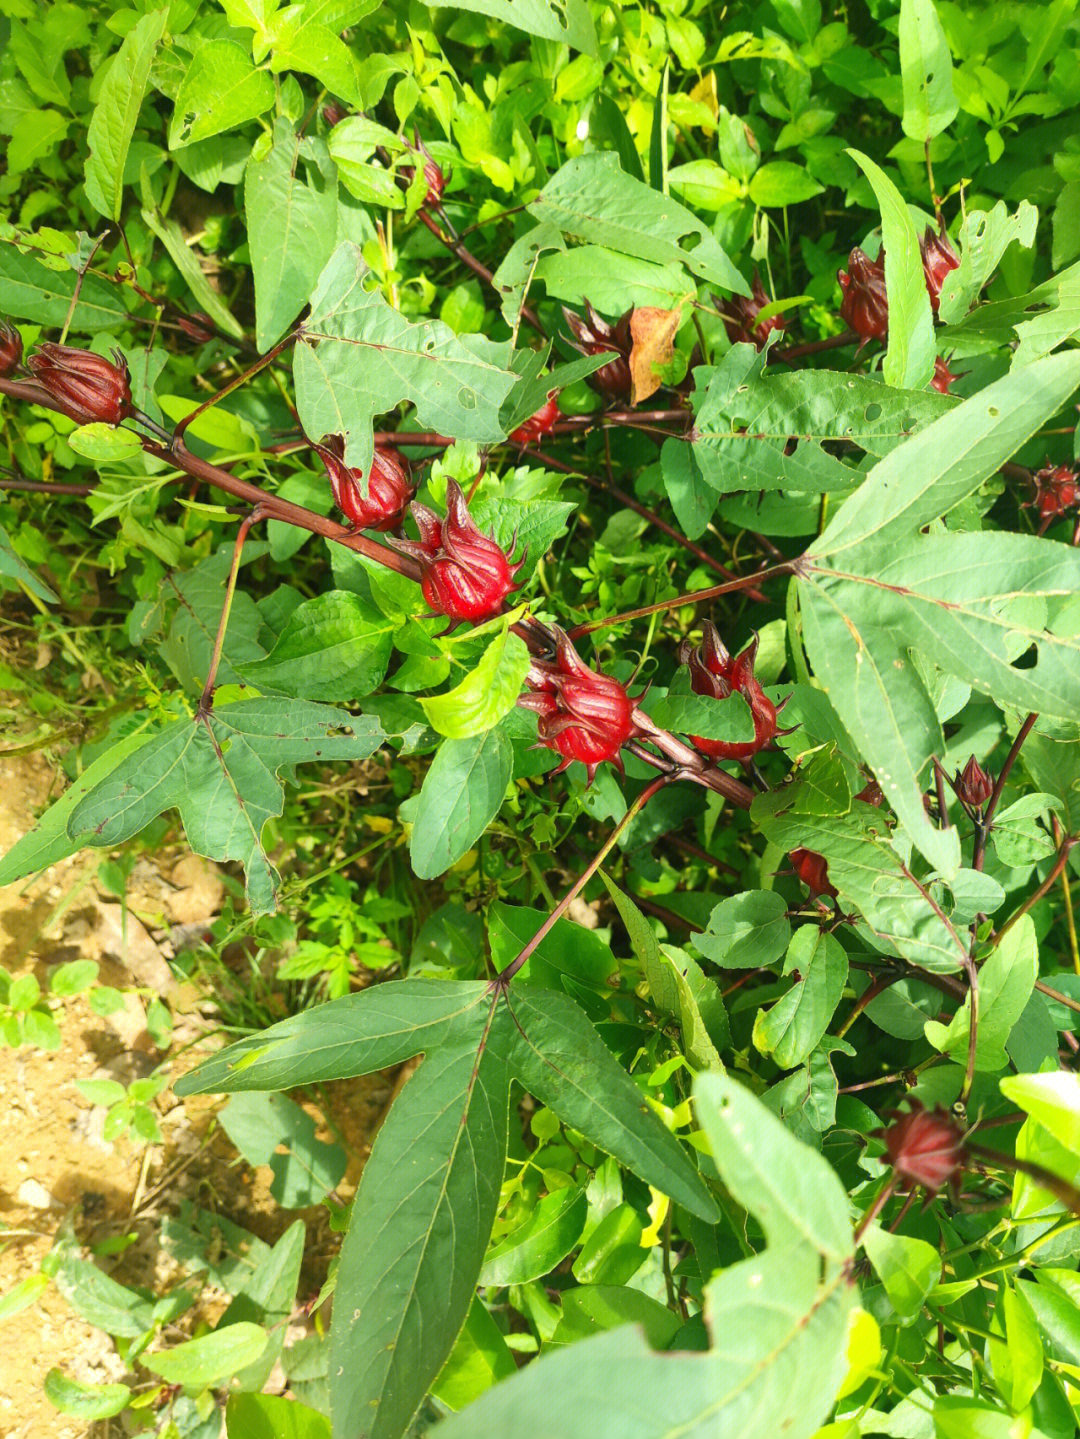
[5,2,1080,1438]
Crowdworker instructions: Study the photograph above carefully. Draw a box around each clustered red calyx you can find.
[25,342,133,426]
[0,320,23,376]
[509,394,560,446]
[312,433,414,534]
[518,627,640,783]
[879,1102,966,1195]
[837,227,960,348]
[789,847,837,898]
[388,479,522,623]
[932,356,958,394]
[716,272,786,350]
[1031,463,1080,521]
[955,753,994,811]
[563,300,634,402]
[677,624,781,762]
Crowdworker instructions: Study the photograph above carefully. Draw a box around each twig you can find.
[567,561,795,639]
[198,508,263,714]
[417,210,544,337]
[972,713,1038,870]
[993,836,1079,949]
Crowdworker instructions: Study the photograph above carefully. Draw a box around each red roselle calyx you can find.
[789,847,838,899]
[879,1102,966,1194]
[0,320,23,376]
[175,311,217,344]
[1031,464,1080,521]
[920,227,960,314]
[838,247,889,344]
[563,300,634,402]
[955,754,994,810]
[26,343,133,426]
[716,272,786,350]
[677,624,779,762]
[509,394,560,446]
[403,133,447,207]
[932,356,958,394]
[323,101,348,128]
[518,627,639,782]
[388,479,522,623]
[312,434,414,533]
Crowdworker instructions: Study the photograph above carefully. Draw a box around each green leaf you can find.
[427,0,597,53]
[52,1253,157,1337]
[66,699,384,915]
[748,160,824,207]
[1000,1071,1080,1157]
[43,1370,130,1420]
[295,243,517,474]
[535,245,691,314]
[226,1393,332,1439]
[220,1093,346,1207]
[152,546,267,692]
[647,690,754,744]
[530,152,749,296]
[506,987,719,1222]
[571,1206,646,1286]
[67,423,143,464]
[239,590,394,701]
[268,16,365,104]
[489,902,615,987]
[550,1284,681,1349]
[898,0,957,142]
[193,969,483,1079]
[683,347,951,500]
[987,1283,1044,1413]
[246,118,339,351]
[0,1272,50,1321]
[437,1075,851,1439]
[480,1186,588,1285]
[847,149,934,390]
[754,927,848,1070]
[421,630,530,740]
[862,1225,941,1321]
[329,999,513,1439]
[141,202,246,339]
[0,520,59,603]
[409,728,513,880]
[0,245,128,332]
[143,1322,270,1387]
[83,8,166,220]
[432,1297,516,1411]
[168,40,275,149]
[0,725,154,885]
[938,201,1038,324]
[692,891,791,970]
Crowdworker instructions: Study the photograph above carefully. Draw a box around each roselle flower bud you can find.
[26,343,133,426]
[175,311,217,344]
[509,394,560,446]
[676,624,779,762]
[0,320,23,376]
[920,227,960,314]
[789,847,837,899]
[518,627,639,782]
[1032,464,1080,521]
[879,1102,965,1193]
[563,300,633,402]
[855,778,884,807]
[716,272,786,350]
[388,479,523,623]
[838,247,888,344]
[323,101,348,128]
[402,133,447,207]
[931,356,958,394]
[955,754,993,810]
[312,434,414,534]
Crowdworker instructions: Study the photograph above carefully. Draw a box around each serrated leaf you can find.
[421,630,530,740]
[66,699,384,914]
[294,243,516,475]
[427,0,597,53]
[168,39,274,149]
[84,8,166,220]
[848,149,935,390]
[926,915,1038,1070]
[409,728,513,880]
[239,589,394,701]
[530,152,748,295]
[647,690,754,744]
[246,117,339,351]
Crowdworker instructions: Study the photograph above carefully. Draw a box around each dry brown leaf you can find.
[629,305,682,405]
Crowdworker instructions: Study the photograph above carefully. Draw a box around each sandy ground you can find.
[0,752,391,1438]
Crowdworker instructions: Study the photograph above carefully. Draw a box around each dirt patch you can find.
[0,750,392,1436]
